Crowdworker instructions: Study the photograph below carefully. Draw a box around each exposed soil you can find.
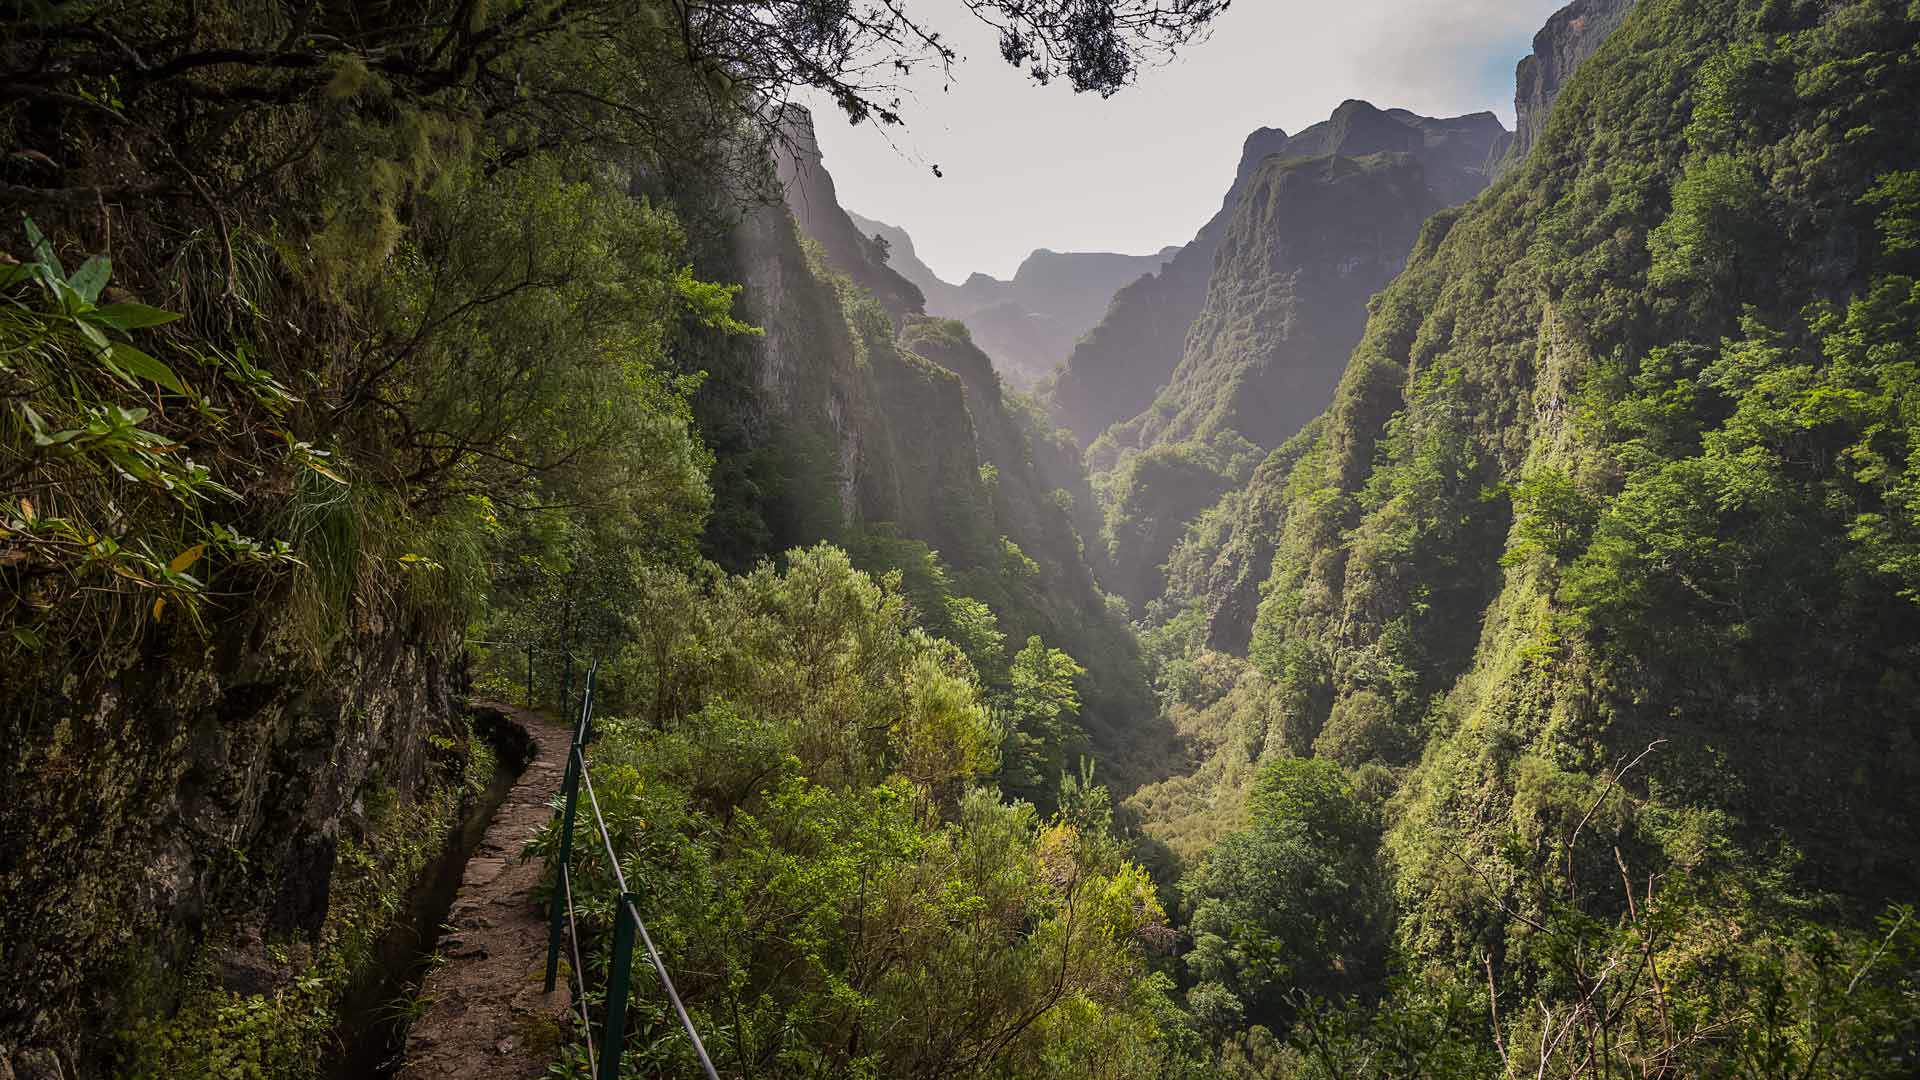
[395,704,573,1080]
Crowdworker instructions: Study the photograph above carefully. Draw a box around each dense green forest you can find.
[3,0,1918,1077]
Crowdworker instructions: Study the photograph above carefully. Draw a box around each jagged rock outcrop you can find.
[1282,102,1506,204]
[849,209,1178,387]
[1098,119,1497,461]
[1096,101,1508,464]
[1048,125,1292,447]
[1493,0,1641,173]
[1053,102,1507,458]
[774,108,926,321]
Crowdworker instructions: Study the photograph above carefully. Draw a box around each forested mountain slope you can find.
[1090,102,1508,606]
[1133,0,1920,1070]
[1253,0,1920,891]
[8,0,1920,1076]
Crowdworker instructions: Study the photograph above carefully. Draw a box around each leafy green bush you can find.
[542,547,1185,1079]
[1179,758,1391,1033]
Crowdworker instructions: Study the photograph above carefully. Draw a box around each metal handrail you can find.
[542,660,721,1080]
[460,638,597,718]
[559,857,597,1079]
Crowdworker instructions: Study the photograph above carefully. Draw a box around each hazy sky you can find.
[804,0,1568,281]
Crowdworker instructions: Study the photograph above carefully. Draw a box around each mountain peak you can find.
[1234,126,1293,185]
[1241,125,1288,149]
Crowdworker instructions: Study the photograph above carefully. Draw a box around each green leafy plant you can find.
[2,217,304,641]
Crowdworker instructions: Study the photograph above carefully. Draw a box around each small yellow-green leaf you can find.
[304,458,347,484]
[168,543,207,574]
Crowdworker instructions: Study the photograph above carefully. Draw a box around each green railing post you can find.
[526,643,535,709]
[599,896,640,1080]
[543,740,584,994]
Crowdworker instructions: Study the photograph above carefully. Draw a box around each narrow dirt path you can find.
[397,703,572,1080]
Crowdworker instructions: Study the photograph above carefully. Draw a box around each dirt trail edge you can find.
[398,703,572,1079]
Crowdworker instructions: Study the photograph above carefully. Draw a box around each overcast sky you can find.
[804,0,1568,281]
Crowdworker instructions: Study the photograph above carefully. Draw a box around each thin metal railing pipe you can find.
[542,658,721,1080]
[559,859,597,1079]
[577,756,722,1080]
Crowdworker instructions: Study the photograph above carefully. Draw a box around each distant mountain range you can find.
[846,210,1179,388]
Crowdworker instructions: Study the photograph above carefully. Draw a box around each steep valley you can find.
[4,0,1919,1078]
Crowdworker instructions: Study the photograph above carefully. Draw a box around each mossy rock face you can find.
[110,741,471,1080]
[0,589,457,1070]
[512,1012,565,1058]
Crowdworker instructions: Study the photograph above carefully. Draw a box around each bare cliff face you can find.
[1498,0,1642,173]
[773,107,927,322]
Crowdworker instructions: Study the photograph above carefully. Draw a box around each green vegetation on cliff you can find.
[541,547,1190,1079]
[1085,104,1507,610]
[10,0,1920,1077]
[1129,1,1920,1074]
[1048,126,1294,451]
